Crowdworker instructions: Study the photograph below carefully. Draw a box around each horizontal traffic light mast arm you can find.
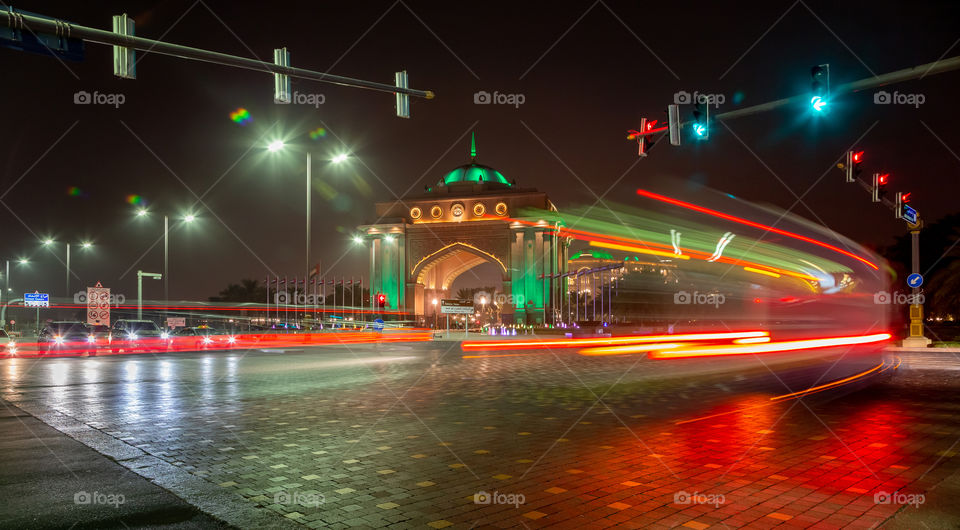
[0,9,435,99]
[715,55,960,122]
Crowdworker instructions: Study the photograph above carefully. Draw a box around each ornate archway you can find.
[358,134,566,324]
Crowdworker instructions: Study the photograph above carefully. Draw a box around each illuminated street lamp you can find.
[134,209,197,308]
[266,140,351,281]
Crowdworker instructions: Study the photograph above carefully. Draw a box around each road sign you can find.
[23,292,49,308]
[900,204,918,224]
[440,299,474,315]
[166,317,186,328]
[907,273,924,289]
[373,318,385,331]
[87,282,111,327]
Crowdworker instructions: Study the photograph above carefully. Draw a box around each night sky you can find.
[1,0,958,301]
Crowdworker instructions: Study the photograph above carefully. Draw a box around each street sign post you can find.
[440,299,474,339]
[87,282,111,327]
[24,292,49,307]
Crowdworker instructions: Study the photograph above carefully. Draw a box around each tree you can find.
[209,278,266,302]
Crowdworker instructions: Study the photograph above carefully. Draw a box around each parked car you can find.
[38,321,91,349]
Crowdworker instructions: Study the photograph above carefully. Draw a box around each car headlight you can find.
[128,333,138,340]
[54,335,64,345]
[202,336,213,344]
[227,336,237,344]
[160,332,169,340]
[87,335,96,343]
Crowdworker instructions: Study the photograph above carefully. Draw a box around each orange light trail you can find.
[675,359,893,425]
[461,331,769,352]
[743,266,781,278]
[647,333,891,359]
[636,189,880,270]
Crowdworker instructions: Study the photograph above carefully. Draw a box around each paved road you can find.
[1,342,958,528]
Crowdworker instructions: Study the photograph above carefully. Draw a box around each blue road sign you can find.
[373,318,385,331]
[900,205,918,225]
[907,273,923,289]
[24,292,49,307]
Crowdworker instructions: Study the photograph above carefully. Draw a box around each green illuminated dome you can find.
[439,163,511,186]
[436,131,513,188]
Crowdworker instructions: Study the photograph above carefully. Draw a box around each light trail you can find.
[461,331,769,352]
[636,189,880,270]
[647,333,891,359]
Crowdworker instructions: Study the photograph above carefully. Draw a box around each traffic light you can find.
[376,293,387,307]
[636,118,657,157]
[895,191,911,217]
[810,64,829,112]
[843,150,864,183]
[692,102,709,140]
[871,173,888,203]
[667,104,681,146]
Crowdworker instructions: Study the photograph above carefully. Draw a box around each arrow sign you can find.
[907,273,923,289]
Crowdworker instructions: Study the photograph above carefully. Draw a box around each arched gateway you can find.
[358,135,566,324]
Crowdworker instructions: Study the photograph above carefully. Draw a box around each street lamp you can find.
[1,258,29,309]
[50,241,94,297]
[266,140,351,282]
[134,209,196,311]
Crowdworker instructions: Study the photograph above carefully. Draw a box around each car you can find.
[110,319,167,351]
[0,329,15,355]
[38,321,92,350]
[87,325,111,346]
[173,326,238,350]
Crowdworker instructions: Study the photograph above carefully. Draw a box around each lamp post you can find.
[135,208,196,311]
[267,140,350,282]
[52,240,93,298]
[137,270,162,320]
[0,258,28,310]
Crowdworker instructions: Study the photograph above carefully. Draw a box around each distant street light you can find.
[134,209,198,311]
[266,139,352,282]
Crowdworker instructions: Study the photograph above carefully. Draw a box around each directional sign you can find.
[24,292,49,308]
[87,283,111,327]
[900,205,918,225]
[440,299,474,315]
[907,273,924,289]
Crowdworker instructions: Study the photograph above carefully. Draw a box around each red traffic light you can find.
[901,192,912,203]
[877,174,888,185]
[853,151,864,164]
[376,293,387,307]
[645,119,657,131]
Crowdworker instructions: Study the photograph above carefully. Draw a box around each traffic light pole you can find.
[0,9,435,100]
[903,223,932,347]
